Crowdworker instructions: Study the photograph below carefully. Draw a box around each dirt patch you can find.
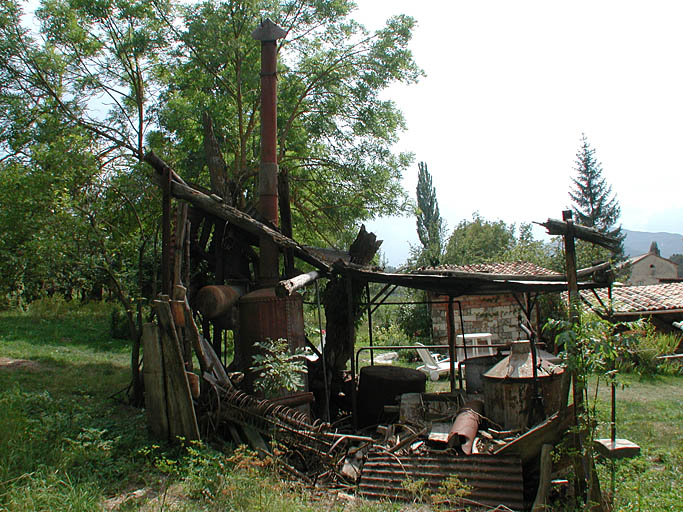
[0,357,42,371]
[104,484,185,511]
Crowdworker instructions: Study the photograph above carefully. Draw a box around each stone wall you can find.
[429,293,532,348]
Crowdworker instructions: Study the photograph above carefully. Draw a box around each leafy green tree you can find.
[155,0,422,247]
[443,212,516,265]
[503,223,559,270]
[670,253,683,277]
[569,134,624,264]
[414,161,444,267]
[0,0,168,402]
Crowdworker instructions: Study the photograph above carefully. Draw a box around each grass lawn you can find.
[0,303,680,511]
[592,374,682,512]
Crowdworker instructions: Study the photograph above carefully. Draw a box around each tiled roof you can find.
[583,282,683,314]
[427,261,562,277]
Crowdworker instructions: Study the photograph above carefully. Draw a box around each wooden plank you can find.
[537,218,621,252]
[242,426,270,452]
[155,299,200,442]
[142,323,168,439]
[201,335,232,387]
[532,444,553,512]
[594,438,641,459]
[494,405,574,464]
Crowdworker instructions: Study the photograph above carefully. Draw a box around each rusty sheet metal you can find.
[359,452,524,511]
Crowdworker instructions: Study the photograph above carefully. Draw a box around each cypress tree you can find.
[415,162,444,266]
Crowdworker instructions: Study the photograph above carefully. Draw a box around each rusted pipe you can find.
[448,400,483,455]
[252,19,286,288]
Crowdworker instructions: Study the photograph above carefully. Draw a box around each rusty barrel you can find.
[237,287,305,391]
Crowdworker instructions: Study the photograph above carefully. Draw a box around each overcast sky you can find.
[353,0,683,265]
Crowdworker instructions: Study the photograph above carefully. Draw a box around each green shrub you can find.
[110,306,131,340]
[251,339,307,398]
[620,323,681,376]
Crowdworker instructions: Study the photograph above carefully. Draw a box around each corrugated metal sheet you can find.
[358,452,524,511]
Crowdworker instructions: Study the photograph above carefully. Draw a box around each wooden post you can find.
[142,323,168,439]
[161,165,172,295]
[532,444,553,512]
[347,275,358,430]
[560,210,580,412]
[447,297,456,393]
[154,298,200,442]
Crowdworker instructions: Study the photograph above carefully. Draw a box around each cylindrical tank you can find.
[482,340,564,430]
[463,354,505,394]
[357,366,427,427]
[237,287,305,390]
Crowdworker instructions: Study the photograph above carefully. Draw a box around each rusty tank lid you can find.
[482,340,564,380]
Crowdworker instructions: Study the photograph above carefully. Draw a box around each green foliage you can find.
[251,338,307,397]
[545,312,646,508]
[670,253,683,277]
[444,212,515,265]
[547,312,639,389]
[110,306,133,340]
[401,476,429,503]
[618,323,682,377]
[397,292,431,340]
[154,0,422,247]
[569,134,624,261]
[443,213,558,269]
[414,161,444,267]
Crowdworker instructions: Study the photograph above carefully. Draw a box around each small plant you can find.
[251,338,306,398]
[401,476,429,503]
[432,474,472,506]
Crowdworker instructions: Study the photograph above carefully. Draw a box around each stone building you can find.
[427,262,562,350]
[626,251,679,286]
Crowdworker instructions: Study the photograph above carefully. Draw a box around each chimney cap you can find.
[252,18,287,41]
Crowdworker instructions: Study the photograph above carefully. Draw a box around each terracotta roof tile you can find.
[427,261,562,277]
[583,282,683,313]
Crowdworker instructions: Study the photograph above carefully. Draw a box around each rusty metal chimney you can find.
[252,19,286,288]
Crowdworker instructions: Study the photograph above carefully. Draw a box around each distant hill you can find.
[623,229,683,258]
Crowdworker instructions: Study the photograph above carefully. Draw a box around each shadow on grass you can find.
[0,357,132,399]
[0,313,131,354]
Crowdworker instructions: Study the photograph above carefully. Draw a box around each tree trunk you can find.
[202,112,229,200]
[278,169,295,276]
[312,225,381,417]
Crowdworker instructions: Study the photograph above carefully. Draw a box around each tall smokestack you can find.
[252,19,286,288]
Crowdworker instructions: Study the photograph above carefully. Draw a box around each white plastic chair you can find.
[416,342,452,381]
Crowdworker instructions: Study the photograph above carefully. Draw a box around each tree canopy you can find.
[154,0,422,247]
[442,212,557,270]
[569,134,624,262]
[0,0,422,303]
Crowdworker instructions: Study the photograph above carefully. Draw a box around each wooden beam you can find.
[275,270,322,297]
[537,218,621,252]
[145,153,330,271]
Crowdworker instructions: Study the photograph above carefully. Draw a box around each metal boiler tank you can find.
[482,340,564,430]
[237,288,306,391]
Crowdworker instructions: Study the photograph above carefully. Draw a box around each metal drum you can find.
[482,340,564,430]
[237,287,305,390]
